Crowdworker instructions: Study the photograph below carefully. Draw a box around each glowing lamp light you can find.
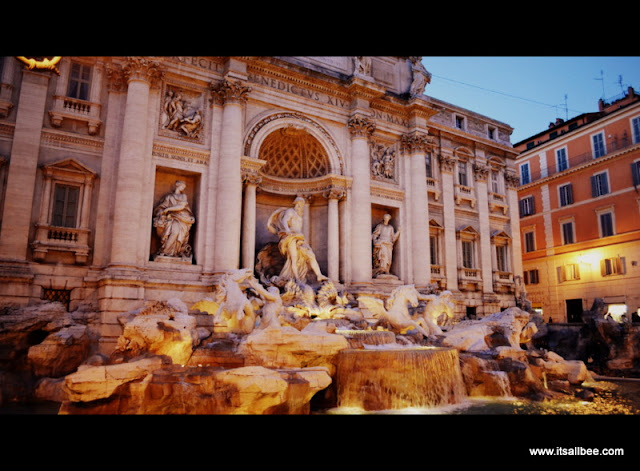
[577,253,598,265]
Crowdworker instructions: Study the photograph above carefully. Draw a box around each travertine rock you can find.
[238,324,349,375]
[63,356,166,402]
[27,325,90,377]
[60,363,331,415]
[441,307,533,352]
[114,299,199,365]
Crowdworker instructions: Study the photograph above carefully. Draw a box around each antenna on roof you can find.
[618,75,625,94]
[563,94,568,120]
[594,70,605,100]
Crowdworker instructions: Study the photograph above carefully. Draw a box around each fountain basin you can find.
[335,346,467,411]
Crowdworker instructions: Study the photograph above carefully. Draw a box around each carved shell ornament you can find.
[16,56,62,75]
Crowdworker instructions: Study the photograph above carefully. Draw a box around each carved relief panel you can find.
[159,84,206,143]
[370,141,397,184]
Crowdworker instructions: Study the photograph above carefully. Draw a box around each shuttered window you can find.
[590,172,609,197]
[51,184,79,228]
[559,183,573,206]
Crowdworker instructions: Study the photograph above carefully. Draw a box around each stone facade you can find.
[0,56,521,353]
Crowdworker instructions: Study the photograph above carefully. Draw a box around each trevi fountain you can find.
[2,191,638,417]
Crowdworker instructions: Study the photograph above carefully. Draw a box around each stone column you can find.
[439,153,459,291]
[505,171,524,290]
[474,163,494,293]
[0,68,52,261]
[324,188,345,281]
[402,132,431,287]
[109,57,163,269]
[91,63,127,267]
[211,79,251,272]
[347,114,375,284]
[241,174,261,270]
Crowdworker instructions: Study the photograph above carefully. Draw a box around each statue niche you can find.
[372,213,401,279]
[152,180,195,263]
[256,196,328,288]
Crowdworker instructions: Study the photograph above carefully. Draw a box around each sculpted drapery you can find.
[153,180,195,259]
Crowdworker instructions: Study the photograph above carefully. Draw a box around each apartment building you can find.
[515,87,640,323]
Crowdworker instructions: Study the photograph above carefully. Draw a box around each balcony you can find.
[31,224,91,264]
[454,184,476,208]
[493,270,515,293]
[458,267,481,291]
[49,95,102,135]
[488,192,509,215]
[426,177,441,201]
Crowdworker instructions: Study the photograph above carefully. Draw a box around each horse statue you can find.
[417,290,455,335]
[358,285,430,337]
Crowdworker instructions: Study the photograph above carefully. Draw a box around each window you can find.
[67,62,91,101]
[559,263,580,282]
[488,126,496,140]
[425,153,433,178]
[496,244,508,271]
[561,220,575,245]
[519,195,535,216]
[632,116,640,144]
[430,235,439,265]
[601,257,624,276]
[592,132,606,158]
[31,158,97,265]
[455,115,465,130]
[598,211,615,237]
[458,161,468,186]
[590,171,609,197]
[520,162,531,185]
[556,147,569,172]
[523,230,536,253]
[52,184,80,228]
[558,183,573,206]
[491,170,501,193]
[462,241,474,268]
[631,160,640,187]
[524,269,539,284]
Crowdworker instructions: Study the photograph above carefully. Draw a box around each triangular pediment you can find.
[457,224,479,235]
[42,158,97,177]
[491,230,511,240]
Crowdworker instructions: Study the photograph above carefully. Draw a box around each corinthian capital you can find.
[347,115,376,137]
[122,57,164,87]
[211,79,251,105]
[472,163,490,181]
[400,132,432,153]
[105,64,127,92]
[504,170,520,189]
[438,154,456,173]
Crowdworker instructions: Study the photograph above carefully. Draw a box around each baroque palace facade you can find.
[0,56,521,352]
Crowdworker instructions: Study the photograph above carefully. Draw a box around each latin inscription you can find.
[247,72,350,109]
[170,57,223,73]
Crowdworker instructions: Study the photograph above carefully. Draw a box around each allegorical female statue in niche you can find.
[372,213,401,277]
[153,180,195,260]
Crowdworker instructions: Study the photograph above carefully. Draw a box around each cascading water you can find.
[335,346,467,412]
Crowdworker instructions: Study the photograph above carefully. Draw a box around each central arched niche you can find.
[259,126,329,179]
[252,123,336,278]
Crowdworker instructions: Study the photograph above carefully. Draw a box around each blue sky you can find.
[420,57,640,144]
